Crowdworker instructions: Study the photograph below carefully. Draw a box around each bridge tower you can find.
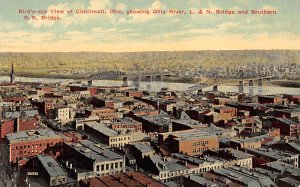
[123,77,128,87]
[249,80,254,87]
[146,75,152,82]
[239,80,244,94]
[258,79,263,87]
[156,74,162,82]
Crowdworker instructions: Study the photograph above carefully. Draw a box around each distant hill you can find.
[0,50,299,76]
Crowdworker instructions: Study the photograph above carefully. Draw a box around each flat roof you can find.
[149,155,188,172]
[188,174,218,187]
[80,171,166,187]
[245,147,298,160]
[172,153,224,166]
[66,140,124,163]
[37,155,67,177]
[6,129,62,144]
[84,121,128,137]
[213,166,276,187]
[140,115,172,127]
[162,129,217,141]
[133,142,155,153]
[265,161,300,177]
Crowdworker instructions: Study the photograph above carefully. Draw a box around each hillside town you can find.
[0,64,300,187]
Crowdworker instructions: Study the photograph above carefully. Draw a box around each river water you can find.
[1,76,299,95]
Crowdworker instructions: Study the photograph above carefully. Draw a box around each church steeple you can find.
[10,63,15,83]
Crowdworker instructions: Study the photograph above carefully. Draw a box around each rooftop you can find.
[213,166,276,187]
[245,147,298,160]
[172,153,224,166]
[80,171,166,187]
[140,114,172,127]
[265,161,300,177]
[6,129,62,143]
[84,121,127,137]
[65,140,124,162]
[187,174,218,187]
[149,155,188,172]
[37,155,67,177]
[162,129,217,141]
[133,142,155,153]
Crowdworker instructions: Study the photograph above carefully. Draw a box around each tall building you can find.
[10,63,15,83]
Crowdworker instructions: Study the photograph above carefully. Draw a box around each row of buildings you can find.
[0,74,299,187]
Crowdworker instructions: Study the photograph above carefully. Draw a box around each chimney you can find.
[16,117,20,132]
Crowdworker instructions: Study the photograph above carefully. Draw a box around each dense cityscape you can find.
[0,63,300,187]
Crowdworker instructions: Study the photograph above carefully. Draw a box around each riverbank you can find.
[2,72,300,88]
[1,72,202,84]
[222,80,300,88]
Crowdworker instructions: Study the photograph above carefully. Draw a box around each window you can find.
[106,164,109,170]
[101,165,104,170]
[115,163,118,168]
[96,165,100,171]
[120,162,123,167]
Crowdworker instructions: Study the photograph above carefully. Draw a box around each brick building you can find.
[136,114,172,133]
[158,129,219,156]
[245,147,299,167]
[270,118,299,137]
[0,117,37,139]
[79,171,165,187]
[2,94,26,103]
[37,100,53,117]
[70,85,98,96]
[4,129,64,164]
[91,97,115,109]
[125,90,144,97]
[18,117,37,131]
[274,109,300,123]
[258,95,282,105]
[85,108,120,120]
[84,121,131,148]
[61,140,125,180]
[0,119,14,138]
[110,117,142,132]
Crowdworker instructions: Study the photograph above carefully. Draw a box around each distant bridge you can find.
[121,73,176,87]
[187,75,276,93]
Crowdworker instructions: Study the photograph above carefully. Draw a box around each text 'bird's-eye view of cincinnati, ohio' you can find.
[0,0,300,187]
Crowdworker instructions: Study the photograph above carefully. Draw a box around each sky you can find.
[0,0,299,52]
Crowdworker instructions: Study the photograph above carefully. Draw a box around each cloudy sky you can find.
[0,0,299,52]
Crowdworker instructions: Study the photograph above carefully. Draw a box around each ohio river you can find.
[0,76,299,95]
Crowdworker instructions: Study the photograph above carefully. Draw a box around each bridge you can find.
[121,73,175,87]
[186,75,276,93]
